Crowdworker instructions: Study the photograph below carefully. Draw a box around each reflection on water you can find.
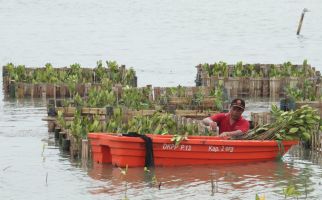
[87,158,316,199]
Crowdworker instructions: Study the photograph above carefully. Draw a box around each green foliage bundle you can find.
[242,105,322,141]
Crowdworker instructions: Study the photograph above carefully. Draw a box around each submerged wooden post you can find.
[297,8,309,35]
[82,139,89,161]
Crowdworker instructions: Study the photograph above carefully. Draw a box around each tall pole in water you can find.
[297,8,309,35]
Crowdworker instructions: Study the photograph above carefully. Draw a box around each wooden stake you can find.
[297,8,309,35]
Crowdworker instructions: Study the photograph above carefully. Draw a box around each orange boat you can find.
[88,133,298,167]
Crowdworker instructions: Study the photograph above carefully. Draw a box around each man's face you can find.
[230,106,244,120]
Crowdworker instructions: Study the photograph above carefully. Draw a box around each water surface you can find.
[0,0,321,86]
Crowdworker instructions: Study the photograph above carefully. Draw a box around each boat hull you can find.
[88,133,298,167]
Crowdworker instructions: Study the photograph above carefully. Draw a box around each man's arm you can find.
[219,119,249,138]
[219,130,243,138]
[202,117,217,131]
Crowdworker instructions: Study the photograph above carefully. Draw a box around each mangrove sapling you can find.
[118,165,129,200]
[44,63,59,84]
[41,143,47,163]
[5,63,15,80]
[176,85,185,97]
[280,61,292,77]
[244,64,253,77]
[68,63,83,82]
[124,68,136,86]
[171,123,198,145]
[66,75,78,99]
[210,175,219,196]
[232,61,244,77]
[57,110,68,130]
[73,93,84,108]
[101,78,113,90]
[57,70,67,83]
[70,110,86,141]
[202,63,212,76]
[302,79,317,101]
[94,60,106,83]
[82,70,94,83]
[210,81,224,111]
[285,87,302,101]
[120,87,152,110]
[87,115,102,133]
[285,79,319,101]
[25,70,34,83]
[107,61,122,83]
[255,194,265,200]
[105,107,123,133]
[282,184,301,199]
[171,133,188,146]
[212,61,229,77]
[192,88,205,107]
[143,167,161,189]
[15,65,27,82]
[302,59,315,77]
[268,64,280,77]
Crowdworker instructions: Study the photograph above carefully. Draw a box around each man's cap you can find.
[230,98,245,110]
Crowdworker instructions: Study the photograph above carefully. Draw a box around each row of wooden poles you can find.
[4,66,321,104]
[54,106,218,120]
[195,63,321,99]
[196,76,321,99]
[47,120,89,160]
[195,63,320,79]
[2,64,138,86]
[3,81,227,110]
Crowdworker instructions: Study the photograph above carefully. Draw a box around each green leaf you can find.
[306,119,316,124]
[289,127,299,133]
[302,132,311,141]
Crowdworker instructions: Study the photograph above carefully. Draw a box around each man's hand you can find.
[202,117,217,132]
[209,121,217,131]
[219,132,231,137]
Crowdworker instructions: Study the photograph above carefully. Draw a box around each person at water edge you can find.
[202,98,249,138]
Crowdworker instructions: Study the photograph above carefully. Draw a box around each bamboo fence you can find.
[196,63,321,99]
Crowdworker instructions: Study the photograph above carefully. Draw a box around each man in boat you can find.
[202,98,249,138]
